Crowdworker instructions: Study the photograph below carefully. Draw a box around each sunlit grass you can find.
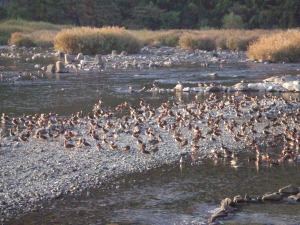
[54,27,142,54]
[0,19,71,45]
[247,29,300,62]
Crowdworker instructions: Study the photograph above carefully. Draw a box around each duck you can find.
[64,140,75,150]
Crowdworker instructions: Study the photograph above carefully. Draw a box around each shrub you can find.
[54,27,142,55]
[8,32,36,47]
[247,30,300,62]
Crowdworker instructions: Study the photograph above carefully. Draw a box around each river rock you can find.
[209,72,218,78]
[191,87,205,92]
[262,192,283,201]
[206,86,226,92]
[56,61,68,73]
[279,184,299,195]
[163,61,174,67]
[220,197,235,210]
[83,55,90,62]
[288,194,300,202]
[94,55,103,65]
[10,45,17,50]
[233,195,244,203]
[46,64,55,73]
[182,87,190,92]
[149,62,159,68]
[57,51,64,58]
[120,51,128,56]
[64,54,72,64]
[282,81,300,92]
[232,82,249,91]
[111,50,118,56]
[208,209,228,223]
[76,53,84,61]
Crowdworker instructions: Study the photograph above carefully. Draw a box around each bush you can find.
[8,32,36,47]
[247,30,300,62]
[54,27,143,55]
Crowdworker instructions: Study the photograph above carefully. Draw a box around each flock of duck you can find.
[1,92,300,166]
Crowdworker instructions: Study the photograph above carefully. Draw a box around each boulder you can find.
[279,185,299,195]
[46,64,55,73]
[56,61,68,73]
[262,192,283,201]
[64,54,72,64]
[76,53,84,61]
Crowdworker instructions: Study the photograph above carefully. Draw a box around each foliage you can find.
[222,13,244,29]
[1,0,299,29]
[247,30,300,63]
[8,32,36,47]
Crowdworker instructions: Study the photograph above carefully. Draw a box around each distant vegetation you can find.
[1,0,299,30]
[1,19,299,63]
[247,30,300,63]
[0,19,72,45]
[54,27,142,55]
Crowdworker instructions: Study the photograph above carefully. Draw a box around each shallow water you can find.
[1,48,300,224]
[8,160,300,225]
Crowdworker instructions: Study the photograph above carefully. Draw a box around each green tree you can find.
[222,12,244,29]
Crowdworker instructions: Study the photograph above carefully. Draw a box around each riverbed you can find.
[1,46,300,224]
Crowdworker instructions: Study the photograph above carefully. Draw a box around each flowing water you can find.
[1,48,300,224]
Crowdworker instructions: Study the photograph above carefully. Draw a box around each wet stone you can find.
[262,192,283,201]
[279,184,299,195]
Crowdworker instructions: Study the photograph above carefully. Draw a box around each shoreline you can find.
[1,94,300,223]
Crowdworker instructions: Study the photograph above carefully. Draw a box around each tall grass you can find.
[54,27,142,55]
[129,30,184,47]
[247,30,300,62]
[0,19,71,45]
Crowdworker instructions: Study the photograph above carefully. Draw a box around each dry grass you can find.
[178,29,278,51]
[129,30,184,47]
[0,19,71,45]
[130,29,279,51]
[54,27,142,54]
[8,30,59,47]
[247,29,300,62]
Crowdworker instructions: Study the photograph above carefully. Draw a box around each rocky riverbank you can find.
[1,92,300,223]
[209,184,300,224]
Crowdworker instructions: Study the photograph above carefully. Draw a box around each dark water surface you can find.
[1,48,300,224]
[8,160,300,225]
